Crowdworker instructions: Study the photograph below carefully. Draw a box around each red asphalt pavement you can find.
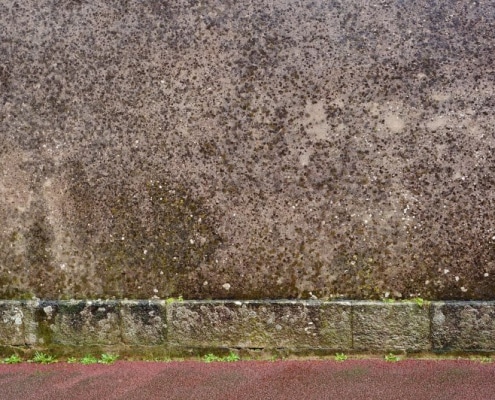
[1,359,494,400]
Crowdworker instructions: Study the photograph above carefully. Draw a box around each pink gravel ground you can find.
[0,359,494,400]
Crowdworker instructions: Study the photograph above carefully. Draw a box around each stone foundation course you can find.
[1,299,495,356]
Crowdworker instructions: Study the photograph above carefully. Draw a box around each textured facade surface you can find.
[353,302,430,352]
[431,302,495,352]
[1,1,495,300]
[1,300,495,354]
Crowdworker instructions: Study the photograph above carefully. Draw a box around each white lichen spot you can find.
[455,276,459,282]
[153,288,158,293]
[461,286,468,292]
[484,272,489,277]
[443,269,449,274]
[203,280,208,286]
[433,309,445,325]
[384,113,405,134]
[222,283,231,291]
[190,239,195,245]
[13,311,23,325]
[143,249,148,255]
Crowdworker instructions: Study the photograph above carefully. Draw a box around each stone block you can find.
[319,302,353,350]
[167,300,351,350]
[353,301,430,352]
[120,300,166,345]
[0,301,36,346]
[431,302,495,352]
[42,300,121,345]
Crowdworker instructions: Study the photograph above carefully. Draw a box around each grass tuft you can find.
[31,352,57,364]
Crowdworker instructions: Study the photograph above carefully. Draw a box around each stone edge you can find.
[0,300,493,355]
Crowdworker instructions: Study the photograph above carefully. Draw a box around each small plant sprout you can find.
[384,353,400,362]
[67,357,77,364]
[99,354,119,364]
[224,352,240,362]
[2,354,22,364]
[411,297,430,308]
[203,353,221,363]
[80,355,99,365]
[32,352,57,364]
[335,353,348,362]
[166,295,184,304]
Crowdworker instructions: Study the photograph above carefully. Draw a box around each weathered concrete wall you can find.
[1,0,495,300]
[3,300,495,356]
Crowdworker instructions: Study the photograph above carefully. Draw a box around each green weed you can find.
[2,354,22,364]
[224,352,240,362]
[99,353,119,364]
[335,353,348,362]
[384,353,400,362]
[80,355,99,365]
[166,295,184,304]
[31,352,57,364]
[410,297,430,308]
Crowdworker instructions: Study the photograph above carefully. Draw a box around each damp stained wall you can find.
[1,0,495,300]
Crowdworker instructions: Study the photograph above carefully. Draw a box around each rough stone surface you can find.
[120,300,166,345]
[2,300,495,354]
[1,1,495,300]
[0,301,34,346]
[353,301,430,352]
[167,301,351,350]
[42,301,121,345]
[431,301,495,352]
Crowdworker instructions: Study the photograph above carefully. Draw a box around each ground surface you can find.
[1,359,494,399]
